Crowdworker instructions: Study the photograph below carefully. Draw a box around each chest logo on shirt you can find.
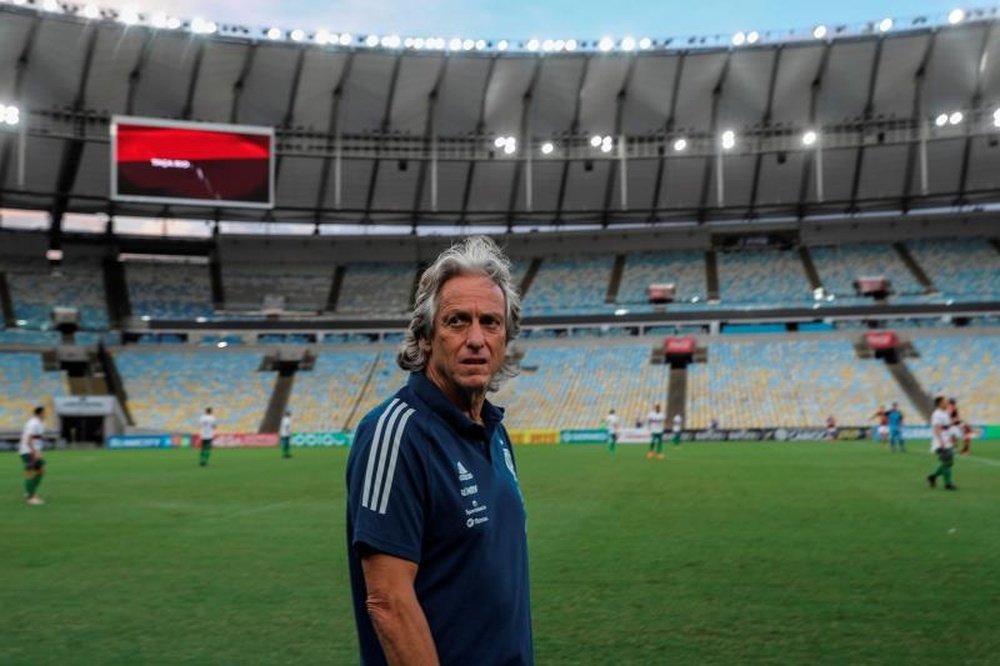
[456,461,473,482]
[456,460,488,528]
[502,447,517,481]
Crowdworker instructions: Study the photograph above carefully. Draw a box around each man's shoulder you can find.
[355,389,431,446]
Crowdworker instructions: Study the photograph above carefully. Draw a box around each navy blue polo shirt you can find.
[346,372,533,666]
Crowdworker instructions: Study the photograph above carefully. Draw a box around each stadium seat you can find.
[907,335,999,423]
[0,353,69,429]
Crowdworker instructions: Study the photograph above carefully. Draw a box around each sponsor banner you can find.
[613,427,871,443]
[107,434,193,449]
[902,425,989,441]
[508,429,560,446]
[290,431,353,448]
[864,330,899,350]
[619,428,653,444]
[212,432,279,448]
[981,425,1000,440]
[560,429,609,445]
[664,336,696,355]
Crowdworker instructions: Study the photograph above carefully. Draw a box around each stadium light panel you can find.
[166,16,182,30]
[802,130,818,146]
[462,38,475,50]
[1,104,20,126]
[503,138,517,155]
[639,37,653,50]
[598,36,614,52]
[541,142,554,155]
[475,39,487,50]
[448,37,462,50]
[673,138,687,152]
[365,34,380,47]
[314,29,330,44]
[386,35,403,48]
[191,18,217,35]
[935,113,949,127]
[565,39,578,51]
[497,39,509,51]
[813,25,828,39]
[217,341,228,349]
[41,0,59,11]
[747,31,760,44]
[290,29,305,42]
[721,130,736,149]
[81,4,100,19]
[494,137,507,149]
[412,37,425,49]
[339,33,353,46]
[590,135,603,148]
[542,39,555,52]
[11,0,27,5]
[266,27,282,40]
[878,17,894,32]
[524,38,539,51]
[732,31,746,46]
[993,108,1000,127]
[948,8,966,24]
[949,111,963,125]
[118,6,140,25]
[621,36,636,51]
[600,137,613,153]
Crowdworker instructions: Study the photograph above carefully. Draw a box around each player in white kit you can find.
[19,406,47,505]
[927,396,957,491]
[605,409,619,453]
[199,407,217,467]
[280,410,293,459]
[646,403,666,460]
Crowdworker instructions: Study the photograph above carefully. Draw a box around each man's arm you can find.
[361,552,439,666]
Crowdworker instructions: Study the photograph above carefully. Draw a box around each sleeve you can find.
[347,412,425,564]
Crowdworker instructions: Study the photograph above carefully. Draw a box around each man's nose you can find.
[466,320,485,347]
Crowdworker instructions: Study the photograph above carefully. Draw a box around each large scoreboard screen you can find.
[111,116,274,209]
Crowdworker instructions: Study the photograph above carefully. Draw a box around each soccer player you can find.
[672,413,683,447]
[198,407,216,467]
[825,414,838,440]
[19,406,46,505]
[949,398,973,455]
[871,406,889,445]
[280,409,293,459]
[886,402,905,453]
[605,408,619,453]
[646,403,666,460]
[927,396,957,491]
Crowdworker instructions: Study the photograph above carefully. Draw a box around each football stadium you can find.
[1,1,999,663]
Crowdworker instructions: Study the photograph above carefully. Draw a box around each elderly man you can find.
[345,236,533,666]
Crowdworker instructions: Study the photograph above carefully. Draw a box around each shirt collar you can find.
[407,372,504,442]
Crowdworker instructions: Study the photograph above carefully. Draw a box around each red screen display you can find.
[112,118,273,208]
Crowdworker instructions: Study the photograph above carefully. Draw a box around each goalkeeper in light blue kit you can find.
[886,402,905,452]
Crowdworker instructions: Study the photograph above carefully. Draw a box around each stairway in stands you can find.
[667,368,687,421]
[605,254,626,303]
[259,349,314,433]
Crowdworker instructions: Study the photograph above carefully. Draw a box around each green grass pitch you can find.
[3,441,999,665]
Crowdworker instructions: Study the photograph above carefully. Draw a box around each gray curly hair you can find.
[397,236,521,391]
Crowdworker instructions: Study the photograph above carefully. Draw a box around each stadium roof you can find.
[2,3,1000,235]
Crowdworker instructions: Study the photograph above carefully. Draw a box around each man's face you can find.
[424,274,507,401]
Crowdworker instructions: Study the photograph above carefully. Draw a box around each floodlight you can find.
[935,113,949,127]
[339,33,353,45]
[565,39,578,51]
[747,31,759,44]
[732,31,746,46]
[365,34,380,47]
[266,27,282,40]
[598,37,614,52]
[878,18,894,32]
[449,37,462,50]
[497,39,509,51]
[290,29,305,42]
[813,25,828,39]
[802,130,818,146]
[948,8,966,24]
[81,4,99,19]
[673,138,687,151]
[314,29,330,44]
[590,135,603,148]
[721,130,736,149]
[949,111,963,125]
[639,37,652,50]
[118,6,140,25]
[541,142,554,155]
[621,36,636,51]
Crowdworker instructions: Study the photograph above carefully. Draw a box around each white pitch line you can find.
[964,455,1000,468]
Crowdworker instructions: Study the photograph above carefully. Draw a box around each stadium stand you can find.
[906,239,1000,302]
[717,250,813,306]
[288,351,377,432]
[492,344,669,430]
[616,251,707,308]
[352,353,409,428]
[686,339,918,428]
[0,353,68,429]
[907,335,1000,423]
[126,262,215,320]
[2,257,108,330]
[115,350,272,433]
[522,255,614,316]
[223,263,333,312]
[336,263,414,316]
[811,244,924,298]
